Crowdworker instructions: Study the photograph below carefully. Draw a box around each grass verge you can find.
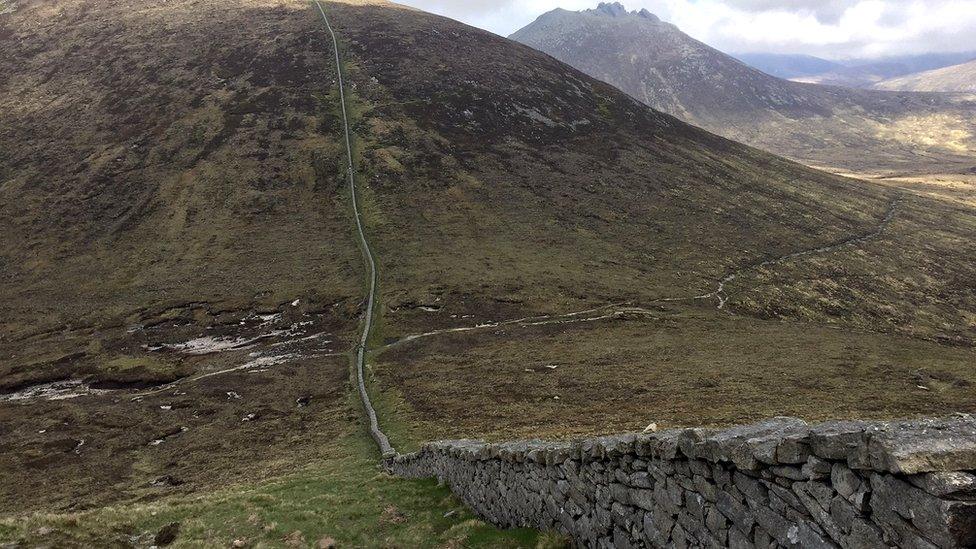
[0,432,553,548]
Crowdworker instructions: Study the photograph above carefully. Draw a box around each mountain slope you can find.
[875,60,976,93]
[733,53,841,80]
[1,0,975,527]
[510,2,976,174]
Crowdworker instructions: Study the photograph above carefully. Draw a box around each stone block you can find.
[694,474,718,503]
[808,420,871,461]
[685,491,706,520]
[630,471,655,489]
[866,417,976,474]
[830,463,861,499]
[733,471,769,504]
[909,471,976,500]
[771,465,806,481]
[789,520,840,549]
[777,436,812,464]
[768,482,806,515]
[727,526,752,549]
[871,472,976,548]
[716,490,756,533]
[631,488,656,511]
[613,526,636,549]
[802,456,833,480]
[705,505,728,534]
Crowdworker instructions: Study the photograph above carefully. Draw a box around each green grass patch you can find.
[0,433,552,548]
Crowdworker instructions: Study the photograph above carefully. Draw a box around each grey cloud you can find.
[720,0,856,24]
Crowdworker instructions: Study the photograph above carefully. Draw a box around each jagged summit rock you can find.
[637,8,659,21]
[591,2,627,17]
[584,2,660,21]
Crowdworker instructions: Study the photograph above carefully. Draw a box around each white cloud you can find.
[395,0,976,59]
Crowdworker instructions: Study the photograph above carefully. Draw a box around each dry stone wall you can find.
[388,416,976,548]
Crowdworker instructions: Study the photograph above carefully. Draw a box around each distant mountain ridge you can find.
[510,3,976,173]
[736,52,976,87]
[793,52,976,88]
[874,59,976,93]
[733,53,841,80]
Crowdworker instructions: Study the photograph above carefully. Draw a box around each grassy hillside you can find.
[1,0,974,543]
[0,0,362,342]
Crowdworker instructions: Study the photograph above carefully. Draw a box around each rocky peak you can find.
[637,8,660,22]
[594,2,627,17]
[587,3,660,22]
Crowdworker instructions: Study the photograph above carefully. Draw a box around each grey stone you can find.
[613,526,636,549]
[768,482,806,515]
[847,518,886,549]
[671,523,691,549]
[753,504,793,545]
[676,509,707,545]
[771,465,806,481]
[641,430,683,460]
[808,420,871,461]
[654,483,680,515]
[829,495,859,533]
[610,501,630,528]
[713,464,732,487]
[692,418,806,469]
[777,436,812,464]
[753,527,774,548]
[716,490,755,533]
[631,488,656,511]
[611,483,632,506]
[666,477,684,507]
[802,456,833,480]
[651,505,675,545]
[831,463,862,500]
[630,471,655,489]
[693,475,719,503]
[705,507,728,539]
[866,417,976,474]
[733,471,769,504]
[871,473,976,548]
[677,429,714,461]
[909,471,976,500]
[685,491,706,521]
[689,459,712,478]
[674,459,693,478]
[789,520,840,549]
[728,527,752,549]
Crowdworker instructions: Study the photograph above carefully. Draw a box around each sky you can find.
[396,0,976,59]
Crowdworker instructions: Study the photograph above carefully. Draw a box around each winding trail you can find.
[316,0,394,457]
[659,196,903,310]
[376,196,904,353]
[127,351,347,401]
[374,305,661,354]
